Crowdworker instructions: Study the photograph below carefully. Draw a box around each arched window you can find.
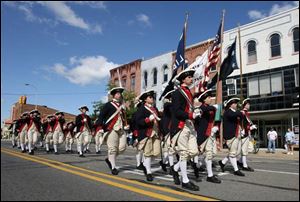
[247,40,257,64]
[163,65,168,83]
[270,33,281,58]
[130,74,135,91]
[153,68,157,85]
[293,27,299,53]
[144,71,148,88]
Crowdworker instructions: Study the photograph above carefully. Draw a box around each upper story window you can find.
[130,74,135,91]
[144,71,148,88]
[247,40,257,64]
[122,77,126,87]
[270,33,281,58]
[293,27,299,53]
[153,68,158,86]
[163,65,168,83]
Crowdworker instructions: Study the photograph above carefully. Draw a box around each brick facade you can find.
[11,103,76,122]
[110,59,142,96]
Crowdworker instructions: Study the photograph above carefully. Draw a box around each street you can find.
[1,140,299,201]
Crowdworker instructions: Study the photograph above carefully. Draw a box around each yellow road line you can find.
[1,148,219,201]
[1,149,181,201]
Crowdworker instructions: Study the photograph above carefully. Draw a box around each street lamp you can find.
[25,83,38,110]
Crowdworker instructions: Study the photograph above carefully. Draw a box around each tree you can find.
[91,81,137,123]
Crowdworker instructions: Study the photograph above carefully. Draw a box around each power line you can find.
[2,92,107,96]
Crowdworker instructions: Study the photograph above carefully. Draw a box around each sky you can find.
[1,1,299,124]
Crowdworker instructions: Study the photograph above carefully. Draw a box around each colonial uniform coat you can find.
[95,100,127,155]
[195,103,217,160]
[64,122,75,151]
[170,86,198,161]
[136,103,161,157]
[240,108,252,156]
[223,108,243,157]
[27,114,42,152]
[160,101,174,155]
[18,116,29,151]
[42,119,54,146]
[53,116,66,145]
[75,113,92,148]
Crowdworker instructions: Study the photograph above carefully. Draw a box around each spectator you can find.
[285,128,295,155]
[267,128,277,153]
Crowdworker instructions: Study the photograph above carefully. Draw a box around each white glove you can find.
[124,125,130,130]
[240,129,245,137]
[194,108,201,114]
[213,104,219,110]
[99,129,104,134]
[250,125,257,130]
[211,126,219,134]
[149,115,155,121]
[193,112,201,119]
[83,118,87,122]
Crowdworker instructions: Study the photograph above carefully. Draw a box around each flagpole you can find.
[216,9,225,150]
[215,10,225,104]
[237,23,244,100]
[183,12,189,70]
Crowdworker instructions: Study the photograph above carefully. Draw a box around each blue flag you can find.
[160,17,187,100]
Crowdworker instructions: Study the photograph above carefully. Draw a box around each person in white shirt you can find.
[267,128,277,153]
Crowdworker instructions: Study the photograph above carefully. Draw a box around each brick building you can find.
[10,97,76,122]
[110,59,142,96]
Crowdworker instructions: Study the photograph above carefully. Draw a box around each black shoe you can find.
[207,176,221,184]
[66,150,70,153]
[18,146,21,149]
[172,167,181,185]
[146,174,153,181]
[237,161,243,168]
[136,164,145,171]
[105,158,112,170]
[79,154,85,158]
[198,166,206,172]
[21,150,26,153]
[85,149,91,153]
[78,152,80,154]
[182,181,199,191]
[112,168,119,175]
[55,152,59,155]
[46,151,50,154]
[70,150,74,154]
[234,170,245,176]
[159,160,167,172]
[218,160,225,172]
[96,151,101,154]
[29,151,34,155]
[169,166,174,175]
[192,163,200,179]
[242,166,254,172]
[12,145,16,148]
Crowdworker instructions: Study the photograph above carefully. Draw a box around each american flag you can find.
[198,19,223,92]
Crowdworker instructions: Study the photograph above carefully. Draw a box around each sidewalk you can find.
[216,148,299,160]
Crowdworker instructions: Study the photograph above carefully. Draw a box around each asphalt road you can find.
[1,141,299,201]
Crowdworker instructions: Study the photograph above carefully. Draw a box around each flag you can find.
[207,37,239,89]
[159,16,188,100]
[188,49,208,90]
[198,19,222,92]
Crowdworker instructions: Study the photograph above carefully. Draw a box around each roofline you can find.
[110,59,142,72]
[224,6,299,35]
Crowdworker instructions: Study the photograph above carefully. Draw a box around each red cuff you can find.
[133,130,138,137]
[189,113,194,120]
[145,118,151,124]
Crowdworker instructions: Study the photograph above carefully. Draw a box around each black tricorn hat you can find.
[110,87,125,96]
[224,97,240,108]
[198,89,213,102]
[55,111,64,116]
[242,98,250,107]
[78,105,89,111]
[138,90,155,101]
[175,69,195,82]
